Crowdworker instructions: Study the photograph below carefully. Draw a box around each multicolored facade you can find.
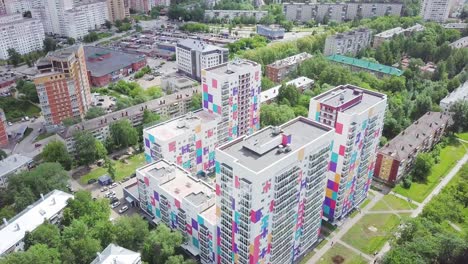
[202,59,261,144]
[143,110,220,175]
[136,160,217,264]
[309,85,387,222]
[215,117,334,264]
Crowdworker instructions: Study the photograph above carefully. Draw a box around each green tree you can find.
[277,84,299,106]
[67,37,75,45]
[42,141,72,170]
[83,32,99,43]
[23,222,61,250]
[43,37,57,52]
[106,159,116,180]
[0,244,62,264]
[261,77,276,91]
[108,119,138,150]
[114,215,149,251]
[62,117,81,126]
[150,7,160,18]
[260,103,295,127]
[412,153,434,182]
[0,149,7,160]
[62,191,110,227]
[141,225,183,264]
[90,219,116,248]
[190,92,202,111]
[84,107,106,120]
[450,101,468,132]
[60,220,102,264]
[104,20,112,29]
[15,80,39,103]
[0,206,15,221]
[143,109,160,125]
[7,48,22,67]
[73,131,105,166]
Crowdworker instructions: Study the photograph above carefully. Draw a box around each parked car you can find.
[109,182,118,189]
[34,143,42,148]
[87,179,97,184]
[130,173,136,178]
[111,201,121,208]
[122,177,129,182]
[110,197,119,204]
[119,206,129,214]
[100,187,108,192]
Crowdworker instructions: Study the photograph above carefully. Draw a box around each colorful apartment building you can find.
[215,117,334,263]
[309,85,387,222]
[0,108,7,147]
[34,45,92,128]
[202,59,262,144]
[136,160,217,264]
[374,112,451,185]
[143,110,220,175]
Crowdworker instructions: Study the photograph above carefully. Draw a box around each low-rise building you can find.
[324,28,371,56]
[261,76,314,104]
[398,56,436,76]
[373,24,424,48]
[283,2,403,23]
[204,10,267,21]
[136,160,217,264]
[449,36,468,49]
[58,87,198,153]
[374,112,451,185]
[440,81,468,112]
[0,154,32,187]
[443,23,467,31]
[143,110,220,175]
[265,52,313,82]
[91,243,141,264]
[161,75,197,93]
[176,39,228,81]
[0,108,7,147]
[256,24,285,40]
[84,46,147,87]
[0,190,73,256]
[326,54,403,78]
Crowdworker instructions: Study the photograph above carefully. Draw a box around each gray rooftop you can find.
[378,112,452,161]
[314,84,386,114]
[0,154,32,176]
[177,39,227,53]
[267,52,313,69]
[219,117,333,172]
[440,81,468,106]
[205,59,259,76]
[84,46,146,77]
[185,192,211,206]
[90,243,140,264]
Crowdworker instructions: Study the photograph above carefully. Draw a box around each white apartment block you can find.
[440,80,468,112]
[323,28,371,56]
[202,59,262,144]
[136,160,217,264]
[204,10,268,21]
[143,110,220,176]
[176,39,228,81]
[309,85,387,222]
[283,2,403,23]
[4,0,43,15]
[420,0,451,22]
[0,14,44,60]
[41,0,108,39]
[215,117,334,263]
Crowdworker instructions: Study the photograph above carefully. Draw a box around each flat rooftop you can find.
[327,54,403,76]
[84,46,146,77]
[138,160,215,208]
[204,59,259,76]
[260,76,314,102]
[218,117,333,172]
[90,243,140,264]
[199,204,217,225]
[0,154,32,176]
[313,84,386,114]
[440,81,468,105]
[0,190,73,255]
[267,52,312,69]
[177,39,227,53]
[374,27,404,38]
[144,109,219,142]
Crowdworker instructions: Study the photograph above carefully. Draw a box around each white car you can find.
[118,205,128,214]
[100,187,108,192]
[109,183,118,189]
[111,201,120,208]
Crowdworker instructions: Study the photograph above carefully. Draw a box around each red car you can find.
[34,143,42,148]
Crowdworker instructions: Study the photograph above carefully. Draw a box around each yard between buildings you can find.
[316,243,367,264]
[393,140,468,202]
[341,213,407,255]
[370,194,417,211]
[80,153,145,184]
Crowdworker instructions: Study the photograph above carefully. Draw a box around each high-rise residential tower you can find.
[107,0,129,22]
[215,117,334,263]
[34,45,92,127]
[202,59,261,144]
[420,0,452,22]
[308,84,387,222]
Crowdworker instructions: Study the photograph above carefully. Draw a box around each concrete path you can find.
[375,152,468,261]
[338,240,373,261]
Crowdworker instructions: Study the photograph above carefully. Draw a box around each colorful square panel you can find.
[336,122,343,134]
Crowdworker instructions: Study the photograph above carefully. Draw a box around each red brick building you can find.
[34,45,92,127]
[84,46,146,87]
[265,52,312,83]
[0,108,8,147]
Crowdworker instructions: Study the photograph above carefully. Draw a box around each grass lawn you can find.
[19,128,33,142]
[80,153,145,184]
[341,213,401,254]
[371,195,417,211]
[456,132,468,141]
[317,243,368,264]
[299,250,315,264]
[359,197,371,209]
[0,97,41,122]
[393,141,467,202]
[34,132,55,142]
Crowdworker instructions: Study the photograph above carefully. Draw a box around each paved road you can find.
[375,151,468,261]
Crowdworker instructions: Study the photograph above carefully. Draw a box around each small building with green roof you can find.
[326,54,403,78]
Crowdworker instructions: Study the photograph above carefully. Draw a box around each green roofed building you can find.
[326,54,403,78]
